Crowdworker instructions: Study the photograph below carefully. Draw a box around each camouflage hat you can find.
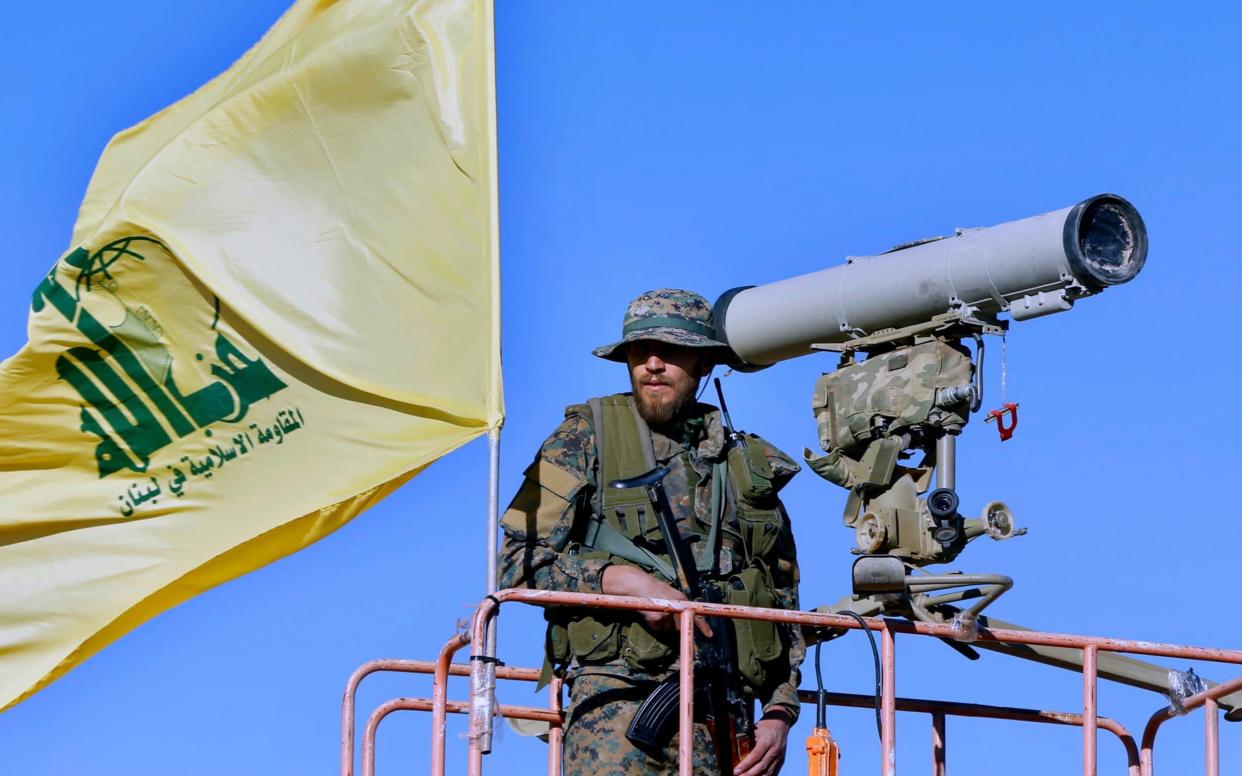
[592,289,733,363]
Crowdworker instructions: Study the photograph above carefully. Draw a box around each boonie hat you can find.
[592,288,733,363]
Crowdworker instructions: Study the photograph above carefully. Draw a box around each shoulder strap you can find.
[579,395,676,582]
[592,395,656,505]
[627,398,658,470]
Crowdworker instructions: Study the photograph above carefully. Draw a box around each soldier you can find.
[500,289,805,776]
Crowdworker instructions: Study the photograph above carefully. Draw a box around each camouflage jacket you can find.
[499,395,805,722]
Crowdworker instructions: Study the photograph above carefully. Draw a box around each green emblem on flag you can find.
[33,237,287,478]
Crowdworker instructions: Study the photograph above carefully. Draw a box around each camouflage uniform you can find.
[561,673,720,775]
[499,289,805,775]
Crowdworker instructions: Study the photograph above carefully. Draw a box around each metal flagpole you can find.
[474,0,503,757]
[486,427,500,595]
[479,427,501,754]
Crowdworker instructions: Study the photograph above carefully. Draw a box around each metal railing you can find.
[341,588,1242,775]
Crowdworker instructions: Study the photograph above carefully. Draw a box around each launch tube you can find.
[713,194,1147,367]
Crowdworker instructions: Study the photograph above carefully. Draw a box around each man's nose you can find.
[644,353,665,371]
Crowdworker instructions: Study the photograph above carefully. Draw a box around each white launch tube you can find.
[714,194,1146,367]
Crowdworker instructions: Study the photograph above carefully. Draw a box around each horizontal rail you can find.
[796,689,1140,773]
[475,588,1242,664]
[357,664,1142,732]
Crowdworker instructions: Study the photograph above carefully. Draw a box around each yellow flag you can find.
[0,0,500,711]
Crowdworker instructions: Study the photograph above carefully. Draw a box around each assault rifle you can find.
[609,466,754,771]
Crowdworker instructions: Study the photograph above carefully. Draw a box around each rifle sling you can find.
[582,517,677,583]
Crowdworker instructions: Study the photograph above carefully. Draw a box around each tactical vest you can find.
[544,394,789,692]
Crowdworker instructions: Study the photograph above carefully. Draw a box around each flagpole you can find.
[477,427,501,755]
[486,428,500,597]
[474,0,503,756]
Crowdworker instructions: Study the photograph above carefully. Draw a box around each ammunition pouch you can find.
[566,615,621,663]
[728,438,776,504]
[554,610,678,671]
[558,542,679,671]
[728,440,785,561]
[554,568,786,681]
[544,613,569,672]
[720,562,784,689]
[715,444,788,687]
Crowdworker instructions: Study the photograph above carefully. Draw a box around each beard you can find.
[632,377,698,426]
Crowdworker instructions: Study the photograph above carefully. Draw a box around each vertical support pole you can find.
[342,682,358,776]
[468,653,487,776]
[362,711,378,776]
[431,633,470,776]
[881,623,897,776]
[548,676,564,776]
[1083,645,1098,776]
[478,427,502,756]
[931,711,947,776]
[1140,723,1156,776]
[1205,698,1219,776]
[679,610,695,776]
[467,600,498,776]
[936,434,956,490]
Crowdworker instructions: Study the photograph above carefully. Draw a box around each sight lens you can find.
[927,488,959,519]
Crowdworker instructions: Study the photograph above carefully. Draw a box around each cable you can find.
[827,609,882,740]
[814,639,826,728]
[695,366,715,400]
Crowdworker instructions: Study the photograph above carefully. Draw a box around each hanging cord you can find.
[1000,333,1008,405]
[821,610,883,740]
[695,365,716,400]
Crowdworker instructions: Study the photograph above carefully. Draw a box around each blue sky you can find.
[3,2,1241,774]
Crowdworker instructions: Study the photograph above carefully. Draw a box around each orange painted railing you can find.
[341,589,1242,775]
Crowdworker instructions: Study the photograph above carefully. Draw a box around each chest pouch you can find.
[726,439,784,560]
[719,561,785,690]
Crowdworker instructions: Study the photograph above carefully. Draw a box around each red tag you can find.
[985,402,1019,442]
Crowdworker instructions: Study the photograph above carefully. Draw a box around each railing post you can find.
[932,711,946,776]
[547,676,563,776]
[1205,698,1219,776]
[467,597,500,776]
[882,622,897,776]
[1083,645,1098,776]
[432,633,470,776]
[679,609,695,776]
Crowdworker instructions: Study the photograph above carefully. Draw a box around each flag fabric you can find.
[0,0,500,711]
